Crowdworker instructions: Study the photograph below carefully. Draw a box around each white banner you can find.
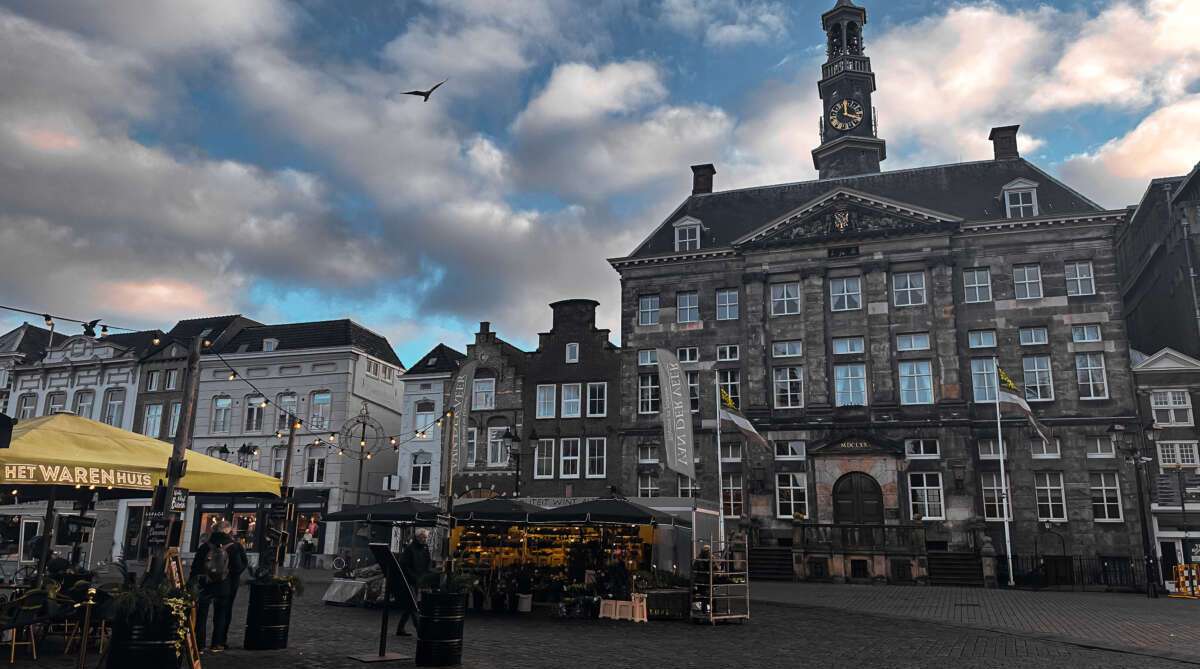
[656,348,695,480]
[448,359,479,470]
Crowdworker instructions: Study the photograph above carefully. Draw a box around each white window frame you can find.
[586,382,607,417]
[963,268,992,303]
[534,439,554,479]
[896,333,930,351]
[772,340,803,358]
[718,369,740,409]
[142,403,163,437]
[103,389,126,428]
[146,371,160,392]
[1158,442,1199,471]
[905,439,939,459]
[1075,353,1108,400]
[722,472,743,517]
[72,390,94,419]
[1019,327,1048,345]
[168,402,181,438]
[565,343,579,363]
[638,444,659,464]
[686,371,699,413]
[677,291,699,323]
[245,395,265,432]
[414,407,434,439]
[773,366,804,409]
[16,394,36,420]
[1031,438,1061,459]
[1090,472,1122,522]
[1065,261,1095,297]
[305,445,326,483]
[487,427,508,467]
[720,442,743,462]
[310,391,332,430]
[212,396,232,433]
[832,337,864,355]
[638,349,658,366]
[981,472,1012,521]
[1087,436,1116,458]
[638,295,660,326]
[272,447,286,479]
[638,374,660,414]
[536,385,556,419]
[677,347,698,363]
[1071,324,1101,343]
[1035,471,1067,521]
[716,289,739,320]
[899,360,933,405]
[678,475,698,498]
[263,338,279,352]
[892,271,926,307]
[1022,356,1054,402]
[465,427,478,468]
[909,472,945,520]
[165,369,178,390]
[776,473,808,519]
[586,437,606,479]
[968,330,996,348]
[561,383,582,418]
[472,378,496,410]
[410,452,432,492]
[559,437,580,478]
[1013,264,1043,300]
[675,223,700,252]
[1152,390,1193,426]
[830,277,862,312]
[971,359,997,402]
[978,439,1002,460]
[717,345,739,361]
[775,440,806,460]
[1005,188,1038,218]
[45,392,66,415]
[638,474,660,498]
[770,282,801,316]
[276,393,297,430]
[834,363,867,406]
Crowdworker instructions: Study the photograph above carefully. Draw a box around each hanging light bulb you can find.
[100,324,108,337]
[338,448,344,456]
[329,433,337,442]
[294,420,302,429]
[360,439,366,447]
[153,336,161,345]
[253,448,259,455]
[228,371,237,381]
[365,452,372,460]
[275,431,283,439]
[260,399,268,408]
[435,419,442,427]
[390,437,397,446]
[314,439,320,445]
[445,410,453,418]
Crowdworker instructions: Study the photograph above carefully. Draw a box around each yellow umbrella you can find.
[0,413,280,497]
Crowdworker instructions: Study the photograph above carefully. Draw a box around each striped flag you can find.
[996,365,1054,444]
[718,388,770,450]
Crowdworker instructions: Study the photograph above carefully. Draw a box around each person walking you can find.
[190,520,247,652]
[394,530,431,637]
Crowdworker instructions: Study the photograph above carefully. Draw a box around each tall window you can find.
[586,382,607,417]
[305,445,325,483]
[1023,356,1053,401]
[909,472,944,519]
[1075,353,1108,399]
[1152,391,1193,426]
[1086,436,1115,458]
[971,359,996,402]
[165,369,179,390]
[465,428,478,468]
[410,453,432,492]
[565,343,579,363]
[1005,189,1037,217]
[487,427,508,466]
[1158,442,1199,469]
[168,402,181,438]
[276,393,297,430]
[414,400,434,438]
[142,404,163,437]
[1013,264,1043,299]
[536,385,556,419]
[773,367,804,408]
[639,296,660,326]
[1065,261,1095,296]
[899,361,933,404]
[678,475,698,498]
[677,292,699,323]
[963,268,992,303]
[245,396,265,432]
[834,364,866,406]
[146,371,160,392]
[16,395,35,420]
[561,383,581,418]
[1090,472,1121,521]
[716,289,739,320]
[675,223,699,251]
[72,391,94,419]
[638,374,660,414]
[830,277,861,311]
[103,389,126,427]
[687,371,699,413]
[586,437,606,478]
[777,474,807,519]
[893,271,926,307]
[272,447,286,479]
[981,472,1011,520]
[472,379,495,410]
[310,391,332,429]
[722,473,743,517]
[207,396,229,433]
[45,392,66,414]
[771,282,800,316]
[534,439,554,479]
[559,438,580,478]
[718,369,740,408]
[638,474,659,497]
[1035,472,1066,521]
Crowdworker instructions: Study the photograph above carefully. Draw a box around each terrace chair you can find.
[0,590,51,662]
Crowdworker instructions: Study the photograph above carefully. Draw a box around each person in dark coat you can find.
[394,531,431,636]
[190,521,248,652]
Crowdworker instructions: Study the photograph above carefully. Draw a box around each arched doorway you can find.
[833,472,884,524]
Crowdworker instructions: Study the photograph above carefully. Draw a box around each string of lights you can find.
[0,303,140,337]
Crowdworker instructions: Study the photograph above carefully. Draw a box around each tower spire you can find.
[812,0,886,179]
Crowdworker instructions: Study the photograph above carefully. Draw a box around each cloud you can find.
[659,0,789,48]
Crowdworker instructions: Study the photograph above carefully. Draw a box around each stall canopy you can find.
[0,413,281,498]
[324,497,439,523]
[528,497,690,526]
[453,498,543,523]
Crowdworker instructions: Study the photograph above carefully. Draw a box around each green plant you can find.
[105,580,195,660]
[248,567,304,596]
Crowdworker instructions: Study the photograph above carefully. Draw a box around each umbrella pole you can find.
[36,486,57,585]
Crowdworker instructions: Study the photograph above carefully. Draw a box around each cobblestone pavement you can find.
[17,579,1199,668]
[751,581,1200,664]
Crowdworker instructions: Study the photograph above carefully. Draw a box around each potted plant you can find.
[103,567,191,669]
[415,569,470,667]
[244,566,303,650]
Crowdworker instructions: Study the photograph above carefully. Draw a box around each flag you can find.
[448,359,479,469]
[996,364,1054,444]
[718,388,769,451]
[655,348,695,479]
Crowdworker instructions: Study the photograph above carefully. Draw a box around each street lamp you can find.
[1109,422,1160,597]
[503,428,522,497]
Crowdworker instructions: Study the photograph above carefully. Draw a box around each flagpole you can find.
[713,370,726,548]
[993,357,1015,587]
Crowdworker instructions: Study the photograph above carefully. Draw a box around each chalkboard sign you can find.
[146,511,183,548]
[170,487,189,512]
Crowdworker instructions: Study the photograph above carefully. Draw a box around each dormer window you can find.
[674,218,701,252]
[1002,179,1039,218]
[263,338,278,352]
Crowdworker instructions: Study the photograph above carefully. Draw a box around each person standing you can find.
[190,520,247,652]
[394,531,431,636]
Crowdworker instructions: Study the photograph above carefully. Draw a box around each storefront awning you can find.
[324,497,439,523]
[453,497,543,523]
[527,497,690,527]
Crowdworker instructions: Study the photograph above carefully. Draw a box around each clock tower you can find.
[812,0,886,180]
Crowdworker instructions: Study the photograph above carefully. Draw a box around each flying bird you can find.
[401,79,447,102]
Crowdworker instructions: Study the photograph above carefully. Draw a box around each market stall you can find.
[322,497,439,606]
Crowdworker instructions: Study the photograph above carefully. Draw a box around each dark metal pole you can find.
[1131,444,1157,597]
[152,335,204,572]
[275,419,298,579]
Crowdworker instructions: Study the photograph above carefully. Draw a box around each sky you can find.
[1,0,1198,366]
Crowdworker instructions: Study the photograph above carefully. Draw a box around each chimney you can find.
[988,125,1020,160]
[479,321,490,334]
[691,164,716,195]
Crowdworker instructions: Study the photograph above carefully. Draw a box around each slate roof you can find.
[0,323,66,359]
[218,320,403,368]
[168,314,261,340]
[99,330,167,356]
[625,158,1105,259]
[402,344,466,377]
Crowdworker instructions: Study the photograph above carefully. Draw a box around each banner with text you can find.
[656,348,695,480]
[449,359,479,471]
[3,463,153,489]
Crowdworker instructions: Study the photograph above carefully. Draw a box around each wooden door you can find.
[832,472,884,524]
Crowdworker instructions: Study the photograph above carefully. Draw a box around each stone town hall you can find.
[610,0,1143,583]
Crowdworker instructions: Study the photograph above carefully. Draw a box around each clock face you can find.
[829,99,864,131]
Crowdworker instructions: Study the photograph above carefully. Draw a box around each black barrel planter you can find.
[415,592,467,667]
[244,582,294,650]
[107,618,182,669]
